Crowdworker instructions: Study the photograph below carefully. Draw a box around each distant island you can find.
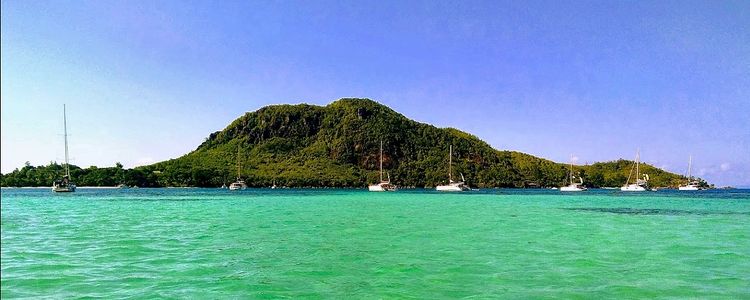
[1,98,708,189]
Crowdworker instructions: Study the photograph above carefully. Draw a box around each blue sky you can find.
[2,0,748,186]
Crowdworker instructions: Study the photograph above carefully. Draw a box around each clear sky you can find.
[2,0,748,186]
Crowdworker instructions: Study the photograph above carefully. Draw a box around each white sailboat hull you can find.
[678,185,700,191]
[436,182,469,192]
[621,184,647,191]
[368,182,396,192]
[560,184,586,192]
[52,184,76,192]
[229,181,247,190]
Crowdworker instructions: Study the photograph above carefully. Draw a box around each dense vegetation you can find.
[1,98,701,188]
[0,162,159,188]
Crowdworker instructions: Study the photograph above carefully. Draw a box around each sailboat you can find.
[560,155,586,192]
[436,145,469,192]
[228,144,247,190]
[621,149,649,191]
[52,104,76,192]
[368,141,397,192]
[678,155,701,191]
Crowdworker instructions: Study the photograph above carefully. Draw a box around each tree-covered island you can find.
[1,98,708,189]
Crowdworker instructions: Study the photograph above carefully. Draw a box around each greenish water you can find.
[2,188,749,298]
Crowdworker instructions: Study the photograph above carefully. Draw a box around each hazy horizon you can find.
[2,0,748,186]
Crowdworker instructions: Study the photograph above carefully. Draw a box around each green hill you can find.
[1,98,699,188]
[138,98,692,188]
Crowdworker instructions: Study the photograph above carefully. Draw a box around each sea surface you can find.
[2,188,749,298]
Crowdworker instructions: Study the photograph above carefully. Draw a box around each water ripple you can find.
[2,188,749,298]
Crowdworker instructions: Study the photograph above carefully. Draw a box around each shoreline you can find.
[1,186,738,190]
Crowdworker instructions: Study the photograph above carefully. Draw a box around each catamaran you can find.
[560,155,586,192]
[678,155,702,191]
[621,149,649,191]
[368,140,396,192]
[436,145,469,192]
[229,144,247,190]
[52,104,76,193]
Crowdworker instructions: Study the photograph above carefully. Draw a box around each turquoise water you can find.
[2,188,749,298]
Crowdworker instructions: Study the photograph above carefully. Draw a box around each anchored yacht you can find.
[621,149,649,191]
[560,155,587,192]
[368,141,397,192]
[436,145,469,192]
[229,144,247,190]
[52,104,76,193]
[678,155,702,191]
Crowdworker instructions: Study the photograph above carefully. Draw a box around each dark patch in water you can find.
[562,207,750,216]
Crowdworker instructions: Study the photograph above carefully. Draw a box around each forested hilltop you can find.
[2,98,703,188]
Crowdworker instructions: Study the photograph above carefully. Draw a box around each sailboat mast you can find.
[569,155,574,185]
[449,145,452,182]
[636,149,640,179]
[688,155,692,179]
[379,140,383,182]
[63,104,70,178]
[237,144,241,179]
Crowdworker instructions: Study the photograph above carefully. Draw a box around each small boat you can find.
[560,155,587,192]
[229,180,246,190]
[436,145,469,192]
[678,155,702,191]
[621,184,647,191]
[678,184,700,191]
[52,104,76,193]
[368,141,397,192]
[560,180,586,192]
[229,144,247,191]
[621,149,649,192]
